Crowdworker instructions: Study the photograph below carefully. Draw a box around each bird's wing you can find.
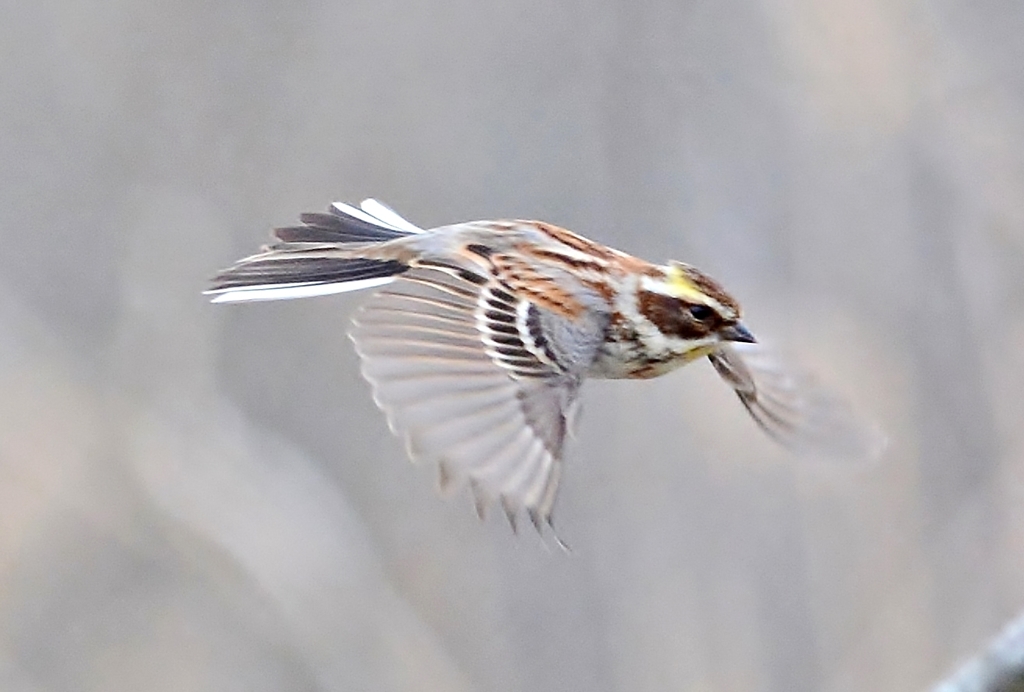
[709,343,886,461]
[350,266,599,533]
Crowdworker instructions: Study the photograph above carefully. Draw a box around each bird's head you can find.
[637,260,755,363]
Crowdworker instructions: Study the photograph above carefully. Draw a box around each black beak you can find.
[719,322,756,343]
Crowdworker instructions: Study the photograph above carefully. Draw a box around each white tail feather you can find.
[206,276,395,303]
[330,201,405,231]
[359,199,425,234]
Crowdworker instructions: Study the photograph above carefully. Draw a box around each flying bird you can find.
[207,199,882,537]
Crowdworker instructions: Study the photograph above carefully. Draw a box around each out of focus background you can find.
[2,1,1023,690]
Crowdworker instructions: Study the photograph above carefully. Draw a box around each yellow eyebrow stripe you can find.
[665,265,713,305]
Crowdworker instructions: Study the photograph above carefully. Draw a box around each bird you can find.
[207,199,883,537]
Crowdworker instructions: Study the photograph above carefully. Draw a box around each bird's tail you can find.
[206,199,423,303]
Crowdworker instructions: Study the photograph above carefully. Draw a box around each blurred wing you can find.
[350,267,586,532]
[709,343,886,461]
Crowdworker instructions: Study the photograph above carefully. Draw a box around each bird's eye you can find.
[688,304,714,322]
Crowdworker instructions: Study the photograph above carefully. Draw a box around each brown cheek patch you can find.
[637,290,710,340]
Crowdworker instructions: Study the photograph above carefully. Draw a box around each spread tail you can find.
[206,199,422,303]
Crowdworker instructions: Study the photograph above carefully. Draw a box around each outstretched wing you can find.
[350,267,601,533]
[709,343,887,461]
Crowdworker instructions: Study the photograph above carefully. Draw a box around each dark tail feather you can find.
[206,201,418,303]
[274,204,415,244]
[209,256,406,292]
[206,253,407,302]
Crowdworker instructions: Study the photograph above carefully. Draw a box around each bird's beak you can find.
[719,322,756,343]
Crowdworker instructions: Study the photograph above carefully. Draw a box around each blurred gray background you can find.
[2,0,1023,690]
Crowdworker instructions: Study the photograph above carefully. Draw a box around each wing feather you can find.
[709,343,887,461]
[350,268,586,533]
